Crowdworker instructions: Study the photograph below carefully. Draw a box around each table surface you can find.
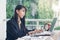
[17,30,60,40]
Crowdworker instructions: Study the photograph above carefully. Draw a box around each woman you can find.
[6,5,42,40]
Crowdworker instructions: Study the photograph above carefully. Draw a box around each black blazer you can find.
[6,18,31,40]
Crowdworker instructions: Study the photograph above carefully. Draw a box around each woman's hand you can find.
[28,29,43,35]
[34,29,43,33]
[28,31,35,35]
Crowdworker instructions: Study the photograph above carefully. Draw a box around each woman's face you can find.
[16,8,25,18]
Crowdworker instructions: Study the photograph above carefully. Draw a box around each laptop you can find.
[31,18,57,37]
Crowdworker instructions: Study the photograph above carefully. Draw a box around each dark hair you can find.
[15,5,27,14]
[13,5,27,26]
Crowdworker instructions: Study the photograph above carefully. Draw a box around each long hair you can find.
[12,5,27,27]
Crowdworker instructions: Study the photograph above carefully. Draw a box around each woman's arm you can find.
[24,27,43,35]
[7,21,19,38]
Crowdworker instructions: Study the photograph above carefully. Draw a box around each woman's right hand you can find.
[28,31,35,35]
[34,29,43,33]
[28,29,43,35]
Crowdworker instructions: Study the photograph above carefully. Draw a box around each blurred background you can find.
[6,0,60,30]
